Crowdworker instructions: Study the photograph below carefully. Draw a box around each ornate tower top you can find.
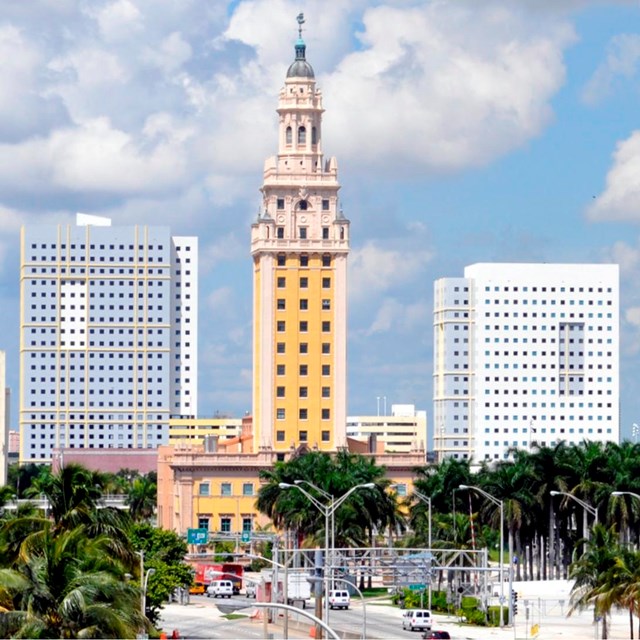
[287,12,314,79]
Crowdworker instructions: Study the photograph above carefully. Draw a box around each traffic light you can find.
[512,589,518,616]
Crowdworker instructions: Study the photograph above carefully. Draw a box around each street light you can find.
[550,491,598,541]
[612,491,640,546]
[279,481,375,637]
[458,485,505,628]
[142,567,156,617]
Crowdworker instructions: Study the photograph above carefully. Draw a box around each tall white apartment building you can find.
[346,404,427,453]
[433,263,619,462]
[19,214,198,464]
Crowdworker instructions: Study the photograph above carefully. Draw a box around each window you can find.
[277,254,286,266]
[276,386,285,398]
[276,430,285,441]
[300,343,308,354]
[322,408,330,420]
[322,364,330,376]
[299,200,308,211]
[300,299,308,310]
[300,254,309,267]
[220,517,231,533]
[322,299,331,310]
[243,483,254,496]
[394,484,408,497]
[299,386,308,398]
[285,127,292,144]
[277,277,286,288]
[299,430,308,442]
[322,386,330,398]
[299,321,308,332]
[277,321,286,332]
[299,408,308,420]
[277,227,284,238]
[322,254,331,267]
[299,227,307,239]
[322,227,329,239]
[322,277,331,289]
[277,299,286,310]
[300,364,308,376]
[242,517,252,533]
[298,126,306,144]
[300,277,308,288]
[221,482,232,497]
[199,483,210,496]
[198,516,209,531]
[277,408,285,420]
[322,321,331,332]
[277,343,285,354]
[322,343,330,354]
[277,364,285,375]
[322,430,330,442]
[312,127,317,145]
[277,197,285,209]
[322,199,329,210]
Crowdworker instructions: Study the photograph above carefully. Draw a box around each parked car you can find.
[327,590,350,610]
[245,583,256,598]
[422,631,451,639]
[207,580,234,598]
[188,582,205,595]
[402,609,433,632]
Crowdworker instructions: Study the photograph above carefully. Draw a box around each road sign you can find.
[241,531,251,543]
[187,528,209,544]
[408,584,426,591]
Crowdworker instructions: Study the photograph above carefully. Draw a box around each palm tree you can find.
[0,523,144,638]
[127,475,157,522]
[569,523,622,639]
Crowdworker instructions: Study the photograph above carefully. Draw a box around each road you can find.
[158,582,637,639]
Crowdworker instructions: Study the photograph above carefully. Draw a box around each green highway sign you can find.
[187,528,209,544]
[241,531,251,543]
[408,584,426,591]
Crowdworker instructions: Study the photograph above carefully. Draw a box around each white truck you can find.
[278,573,312,609]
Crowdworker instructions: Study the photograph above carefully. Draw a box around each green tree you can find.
[127,474,157,522]
[130,523,193,623]
[0,524,144,639]
[569,523,622,640]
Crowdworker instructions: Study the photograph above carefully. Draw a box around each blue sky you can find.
[2,0,640,442]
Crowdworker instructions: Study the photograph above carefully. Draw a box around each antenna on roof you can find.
[296,12,305,38]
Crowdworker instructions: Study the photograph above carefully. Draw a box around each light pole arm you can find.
[296,480,332,501]
[328,483,374,518]
[553,491,597,519]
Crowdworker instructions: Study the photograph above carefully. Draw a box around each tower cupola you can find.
[286,13,314,78]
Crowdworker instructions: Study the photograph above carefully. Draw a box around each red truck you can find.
[193,563,244,595]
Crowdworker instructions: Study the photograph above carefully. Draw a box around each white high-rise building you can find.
[433,263,619,463]
[19,214,198,464]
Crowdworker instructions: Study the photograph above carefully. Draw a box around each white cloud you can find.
[364,297,429,336]
[349,241,433,300]
[587,131,640,223]
[323,2,575,173]
[93,0,143,42]
[626,307,640,328]
[582,33,640,105]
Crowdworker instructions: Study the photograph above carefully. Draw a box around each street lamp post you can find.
[550,491,598,541]
[459,485,505,628]
[142,567,156,617]
[611,491,640,546]
[279,481,375,638]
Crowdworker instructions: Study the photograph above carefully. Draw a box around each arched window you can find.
[298,126,306,144]
[299,200,308,211]
[286,127,292,144]
[312,127,317,145]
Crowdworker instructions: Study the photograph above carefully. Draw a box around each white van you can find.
[207,580,233,598]
[402,609,432,631]
[327,589,350,610]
